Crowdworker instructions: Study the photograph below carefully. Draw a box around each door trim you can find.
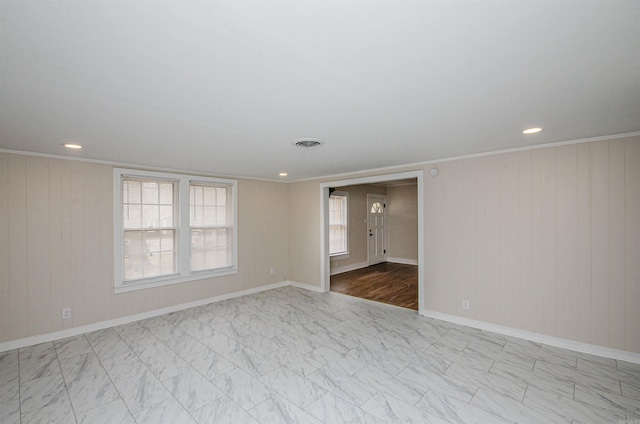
[319,170,425,314]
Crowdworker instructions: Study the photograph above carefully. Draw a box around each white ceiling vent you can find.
[292,138,324,148]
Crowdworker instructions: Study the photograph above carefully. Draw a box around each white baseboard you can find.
[330,261,369,275]
[287,280,326,293]
[0,281,289,353]
[421,309,640,365]
[386,257,418,266]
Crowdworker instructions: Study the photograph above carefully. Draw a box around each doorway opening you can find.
[320,171,424,313]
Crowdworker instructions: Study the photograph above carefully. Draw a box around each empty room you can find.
[1,1,639,423]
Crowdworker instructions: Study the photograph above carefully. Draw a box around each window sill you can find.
[330,253,350,261]
[114,267,238,294]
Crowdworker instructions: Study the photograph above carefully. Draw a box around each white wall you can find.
[0,153,290,343]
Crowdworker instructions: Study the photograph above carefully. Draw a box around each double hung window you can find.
[329,192,348,256]
[114,168,237,293]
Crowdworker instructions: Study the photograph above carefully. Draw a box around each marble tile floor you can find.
[1,286,639,424]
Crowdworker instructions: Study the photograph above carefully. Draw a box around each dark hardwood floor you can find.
[330,262,418,310]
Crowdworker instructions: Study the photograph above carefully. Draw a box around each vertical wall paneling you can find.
[8,155,29,339]
[70,161,86,326]
[49,159,64,332]
[485,155,501,325]
[499,153,520,328]
[530,149,543,334]
[518,151,534,332]
[60,160,74,330]
[540,148,557,336]
[0,154,10,341]
[555,145,578,341]
[83,163,102,325]
[473,158,488,321]
[625,140,640,353]
[459,160,476,318]
[27,157,52,336]
[609,141,626,350]
[425,163,445,310]
[441,162,459,311]
[100,166,114,321]
[576,143,592,343]
[590,141,610,346]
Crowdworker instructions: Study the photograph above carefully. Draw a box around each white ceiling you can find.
[1,1,639,181]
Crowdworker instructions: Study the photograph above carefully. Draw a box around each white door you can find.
[367,195,386,265]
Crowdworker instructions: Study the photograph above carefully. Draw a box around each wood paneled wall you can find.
[424,137,640,353]
[0,153,290,343]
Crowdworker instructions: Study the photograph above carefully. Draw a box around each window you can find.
[329,192,348,256]
[114,168,237,293]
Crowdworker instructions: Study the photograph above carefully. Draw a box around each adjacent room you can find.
[1,1,639,423]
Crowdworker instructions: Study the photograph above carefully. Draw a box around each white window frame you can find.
[329,191,349,258]
[113,168,238,293]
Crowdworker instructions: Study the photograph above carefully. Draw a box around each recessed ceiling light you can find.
[279,172,288,177]
[63,143,83,149]
[522,127,542,134]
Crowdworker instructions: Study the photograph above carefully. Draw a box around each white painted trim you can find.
[421,309,640,364]
[0,281,288,353]
[387,257,418,266]
[287,280,325,293]
[293,131,640,183]
[319,170,425,311]
[329,261,369,276]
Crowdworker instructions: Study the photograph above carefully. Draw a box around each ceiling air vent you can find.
[292,138,324,148]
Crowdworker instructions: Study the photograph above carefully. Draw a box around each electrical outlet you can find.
[270,267,275,275]
[462,299,470,311]
[62,308,72,320]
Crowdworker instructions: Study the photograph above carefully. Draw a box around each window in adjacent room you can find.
[329,191,349,257]
[114,168,237,293]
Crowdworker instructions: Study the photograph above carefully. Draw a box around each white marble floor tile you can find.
[0,399,20,424]
[53,335,93,360]
[306,331,360,354]
[621,380,640,401]
[305,392,367,423]
[147,320,186,341]
[192,395,260,424]
[138,314,168,330]
[0,371,19,403]
[197,318,245,339]
[489,359,575,398]
[133,397,197,424]
[19,372,67,413]
[248,394,323,424]
[416,389,511,424]
[0,350,19,378]
[470,388,569,424]
[348,345,409,376]
[306,346,367,376]
[200,332,244,357]
[374,329,431,352]
[259,366,326,408]
[114,370,173,414]
[59,351,104,383]
[398,363,476,403]
[523,386,625,423]
[426,343,494,372]
[66,370,121,414]
[361,391,450,423]
[267,347,323,377]
[534,359,622,395]
[20,396,76,424]
[19,344,60,382]
[226,347,279,378]
[162,369,224,413]
[211,368,274,410]
[76,398,136,424]
[100,349,148,383]
[164,333,208,358]
[306,367,378,406]
[272,332,321,355]
[574,385,640,418]
[387,344,451,374]
[238,332,283,356]
[352,365,426,405]
[142,350,191,381]
[183,348,235,380]
[445,362,527,402]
